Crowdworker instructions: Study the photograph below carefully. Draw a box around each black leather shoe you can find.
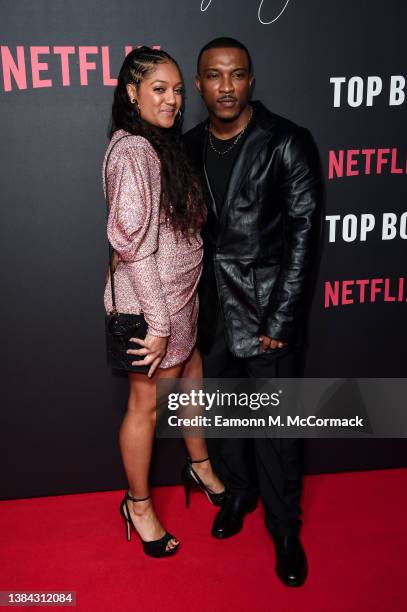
[272,535,308,587]
[211,493,257,539]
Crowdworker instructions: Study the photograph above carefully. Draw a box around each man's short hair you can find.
[197,37,253,74]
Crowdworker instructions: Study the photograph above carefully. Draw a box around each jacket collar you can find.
[192,100,276,145]
[196,100,275,226]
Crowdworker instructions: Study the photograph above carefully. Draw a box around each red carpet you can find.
[1,468,406,611]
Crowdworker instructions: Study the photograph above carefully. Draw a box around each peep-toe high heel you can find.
[119,491,179,558]
[182,457,226,508]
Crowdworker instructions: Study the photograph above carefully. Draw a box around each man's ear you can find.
[195,74,202,96]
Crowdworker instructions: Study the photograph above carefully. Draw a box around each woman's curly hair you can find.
[109,46,207,237]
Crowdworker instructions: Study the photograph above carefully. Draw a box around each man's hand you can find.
[126,334,168,378]
[258,335,288,352]
[104,250,122,286]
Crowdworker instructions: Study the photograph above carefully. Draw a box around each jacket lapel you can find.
[195,102,277,233]
[218,113,272,238]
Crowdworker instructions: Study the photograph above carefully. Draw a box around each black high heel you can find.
[119,491,180,558]
[182,457,226,508]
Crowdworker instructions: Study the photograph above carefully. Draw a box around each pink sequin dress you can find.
[103,129,203,368]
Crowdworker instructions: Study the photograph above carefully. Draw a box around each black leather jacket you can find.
[183,101,322,357]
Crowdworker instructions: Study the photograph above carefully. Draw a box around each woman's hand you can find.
[126,334,168,378]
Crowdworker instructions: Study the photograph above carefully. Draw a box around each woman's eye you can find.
[154,87,165,93]
[175,88,184,95]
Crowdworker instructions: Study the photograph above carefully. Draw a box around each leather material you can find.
[211,493,258,539]
[183,101,322,357]
[272,535,308,587]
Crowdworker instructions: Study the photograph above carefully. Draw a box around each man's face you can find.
[195,47,253,122]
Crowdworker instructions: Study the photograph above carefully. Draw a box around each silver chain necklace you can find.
[208,106,254,156]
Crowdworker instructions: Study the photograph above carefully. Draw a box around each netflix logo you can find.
[328,148,406,179]
[0,45,160,92]
[324,277,407,308]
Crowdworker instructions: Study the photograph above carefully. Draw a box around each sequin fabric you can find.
[103,130,203,369]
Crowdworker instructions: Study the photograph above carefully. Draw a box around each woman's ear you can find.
[126,83,137,103]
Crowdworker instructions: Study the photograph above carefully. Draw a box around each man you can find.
[183,37,322,587]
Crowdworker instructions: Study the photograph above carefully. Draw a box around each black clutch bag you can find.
[104,135,149,373]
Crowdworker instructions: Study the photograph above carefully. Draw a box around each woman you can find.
[103,46,225,558]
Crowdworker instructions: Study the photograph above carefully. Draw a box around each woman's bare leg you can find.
[181,349,225,494]
[119,363,183,550]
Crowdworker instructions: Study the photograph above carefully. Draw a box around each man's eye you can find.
[234,73,245,79]
[207,73,218,79]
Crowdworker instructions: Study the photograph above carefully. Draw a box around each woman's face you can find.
[127,61,184,129]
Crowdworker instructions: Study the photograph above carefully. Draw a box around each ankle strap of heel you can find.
[125,491,151,503]
[189,457,209,464]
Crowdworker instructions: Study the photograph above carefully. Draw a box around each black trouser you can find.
[201,313,304,537]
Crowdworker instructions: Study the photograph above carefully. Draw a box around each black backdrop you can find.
[1,1,406,500]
